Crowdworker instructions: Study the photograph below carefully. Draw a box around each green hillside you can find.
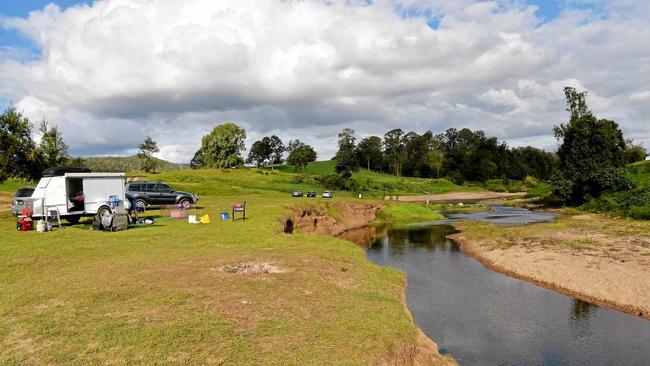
[81,155,185,173]
[583,160,650,219]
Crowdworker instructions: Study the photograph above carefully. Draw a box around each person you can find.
[125,192,141,224]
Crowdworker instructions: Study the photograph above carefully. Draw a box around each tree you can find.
[137,136,160,173]
[623,141,647,164]
[334,128,358,175]
[552,87,631,204]
[38,120,70,168]
[0,107,41,182]
[286,141,317,171]
[356,136,384,172]
[193,123,246,168]
[269,135,285,165]
[383,128,405,176]
[246,138,272,167]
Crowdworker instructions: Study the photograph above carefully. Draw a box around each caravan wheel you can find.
[96,206,111,221]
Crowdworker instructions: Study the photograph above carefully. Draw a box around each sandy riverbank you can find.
[386,191,525,202]
[448,212,650,319]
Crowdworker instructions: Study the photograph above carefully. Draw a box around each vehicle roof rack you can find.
[42,167,92,177]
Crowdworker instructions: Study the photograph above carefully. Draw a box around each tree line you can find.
[2,86,647,208]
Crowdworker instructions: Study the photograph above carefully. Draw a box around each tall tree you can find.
[286,141,317,171]
[268,135,285,165]
[383,128,405,176]
[246,137,273,167]
[38,120,70,169]
[334,128,358,176]
[0,107,41,181]
[193,123,246,169]
[137,136,160,173]
[356,136,384,172]
[552,87,630,204]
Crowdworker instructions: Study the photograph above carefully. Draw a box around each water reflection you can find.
[344,207,650,366]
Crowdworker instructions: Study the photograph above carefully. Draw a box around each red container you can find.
[17,218,33,231]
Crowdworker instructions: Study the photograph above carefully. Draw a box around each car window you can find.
[15,188,35,197]
[144,183,155,192]
[156,184,171,192]
[128,183,142,191]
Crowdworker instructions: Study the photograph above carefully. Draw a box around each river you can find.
[341,206,650,366]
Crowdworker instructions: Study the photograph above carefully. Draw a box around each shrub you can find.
[449,171,465,185]
[318,173,347,190]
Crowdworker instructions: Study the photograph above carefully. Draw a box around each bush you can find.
[318,173,347,190]
[449,171,465,185]
[630,206,650,220]
[523,175,539,188]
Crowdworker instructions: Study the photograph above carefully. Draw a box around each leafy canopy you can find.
[192,123,246,169]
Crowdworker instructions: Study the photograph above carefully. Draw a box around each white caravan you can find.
[22,171,127,224]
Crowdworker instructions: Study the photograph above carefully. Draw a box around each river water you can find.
[342,206,650,366]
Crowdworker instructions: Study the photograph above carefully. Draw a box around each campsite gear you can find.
[171,209,189,218]
[199,214,211,224]
[109,195,121,209]
[46,222,53,231]
[99,213,129,232]
[46,207,63,229]
[220,212,230,220]
[17,217,33,231]
[36,220,46,233]
[232,202,246,221]
[188,215,198,224]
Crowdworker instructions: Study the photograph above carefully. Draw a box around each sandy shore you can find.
[448,213,650,319]
[386,191,525,202]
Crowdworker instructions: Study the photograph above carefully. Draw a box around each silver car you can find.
[322,191,333,198]
[11,186,36,216]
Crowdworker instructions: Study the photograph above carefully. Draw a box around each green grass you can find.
[0,178,34,194]
[82,155,185,173]
[376,202,444,223]
[0,187,418,364]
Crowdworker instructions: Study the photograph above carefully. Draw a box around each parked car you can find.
[322,191,333,198]
[306,191,316,197]
[292,190,304,197]
[10,186,36,217]
[125,181,199,209]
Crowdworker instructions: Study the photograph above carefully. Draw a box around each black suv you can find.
[125,182,198,209]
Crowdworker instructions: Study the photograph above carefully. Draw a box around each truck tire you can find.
[178,198,191,209]
[135,199,147,210]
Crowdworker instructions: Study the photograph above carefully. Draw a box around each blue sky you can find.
[0,0,647,161]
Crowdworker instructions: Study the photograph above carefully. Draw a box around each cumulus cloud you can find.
[0,0,649,162]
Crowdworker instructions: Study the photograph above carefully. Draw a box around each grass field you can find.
[0,169,434,365]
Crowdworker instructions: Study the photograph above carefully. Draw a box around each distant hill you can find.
[80,155,185,173]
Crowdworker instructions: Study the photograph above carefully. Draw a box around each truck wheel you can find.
[178,198,191,209]
[135,199,147,210]
[66,215,81,225]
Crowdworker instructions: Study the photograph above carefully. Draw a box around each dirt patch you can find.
[290,202,384,236]
[217,262,286,275]
[449,213,650,319]
[0,193,12,211]
[386,191,525,202]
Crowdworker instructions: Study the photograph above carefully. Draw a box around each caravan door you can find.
[82,176,126,213]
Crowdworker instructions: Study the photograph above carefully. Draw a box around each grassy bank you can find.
[0,172,430,364]
[376,202,445,223]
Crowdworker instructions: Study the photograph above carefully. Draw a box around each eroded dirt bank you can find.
[290,202,384,236]
[289,201,457,365]
[448,213,650,320]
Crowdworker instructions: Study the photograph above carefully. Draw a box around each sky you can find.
[0,0,649,163]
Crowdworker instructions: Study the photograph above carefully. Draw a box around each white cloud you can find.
[1,0,649,162]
